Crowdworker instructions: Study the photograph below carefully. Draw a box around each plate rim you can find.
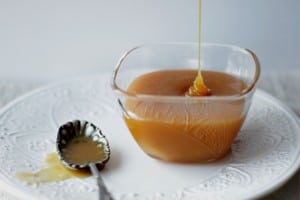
[246,89,300,200]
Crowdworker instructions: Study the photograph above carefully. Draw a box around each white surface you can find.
[0,0,299,80]
[0,74,300,200]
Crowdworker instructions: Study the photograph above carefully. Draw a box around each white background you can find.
[0,0,299,80]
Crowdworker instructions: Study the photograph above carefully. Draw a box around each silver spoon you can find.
[56,120,113,200]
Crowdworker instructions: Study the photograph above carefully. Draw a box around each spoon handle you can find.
[89,164,113,200]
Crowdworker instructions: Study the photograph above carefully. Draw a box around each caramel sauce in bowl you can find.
[112,43,260,163]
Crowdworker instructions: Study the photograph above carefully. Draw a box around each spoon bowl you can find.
[56,120,112,200]
[56,120,110,169]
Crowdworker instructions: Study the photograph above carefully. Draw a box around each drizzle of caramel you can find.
[188,71,211,96]
[16,153,90,184]
[187,0,211,96]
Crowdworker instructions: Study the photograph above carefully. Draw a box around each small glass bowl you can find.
[112,43,260,163]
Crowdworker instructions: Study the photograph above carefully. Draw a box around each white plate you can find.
[0,75,299,200]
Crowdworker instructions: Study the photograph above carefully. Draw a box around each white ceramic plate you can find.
[0,75,299,200]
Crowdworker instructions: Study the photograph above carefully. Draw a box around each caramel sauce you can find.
[125,70,247,162]
[188,0,210,96]
[188,71,211,96]
[16,153,90,184]
[16,137,106,184]
[63,137,106,165]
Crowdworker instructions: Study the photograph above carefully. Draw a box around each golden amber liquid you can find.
[16,153,90,184]
[63,137,106,165]
[16,138,106,184]
[187,0,211,97]
[125,70,247,163]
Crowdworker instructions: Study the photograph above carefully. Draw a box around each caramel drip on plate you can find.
[16,153,90,184]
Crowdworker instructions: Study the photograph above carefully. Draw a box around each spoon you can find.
[56,120,112,200]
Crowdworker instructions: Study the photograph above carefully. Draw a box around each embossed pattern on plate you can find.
[0,75,299,200]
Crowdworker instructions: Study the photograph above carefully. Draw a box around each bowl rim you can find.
[111,43,261,101]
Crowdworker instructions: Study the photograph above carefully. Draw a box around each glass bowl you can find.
[112,43,260,163]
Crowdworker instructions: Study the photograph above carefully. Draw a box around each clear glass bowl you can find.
[112,43,260,163]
